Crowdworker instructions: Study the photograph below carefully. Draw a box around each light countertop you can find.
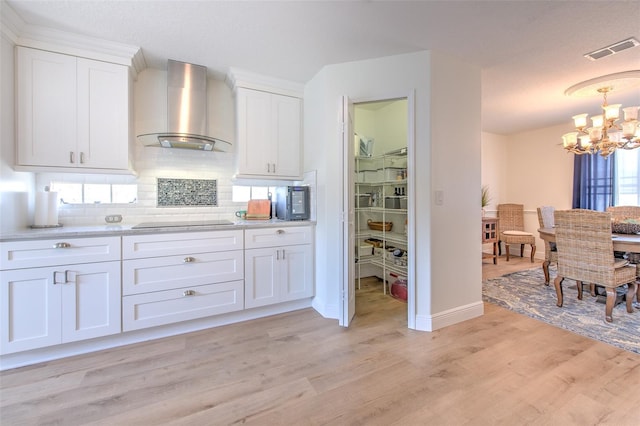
[0,220,315,242]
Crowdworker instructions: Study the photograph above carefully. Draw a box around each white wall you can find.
[305,51,482,330]
[355,100,407,155]
[481,123,575,259]
[0,26,34,233]
[429,51,482,325]
[480,131,508,214]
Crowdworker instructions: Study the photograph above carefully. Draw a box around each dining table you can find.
[538,227,640,253]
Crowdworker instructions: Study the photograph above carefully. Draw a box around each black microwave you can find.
[276,186,310,221]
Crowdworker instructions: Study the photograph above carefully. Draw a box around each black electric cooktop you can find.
[131,220,234,229]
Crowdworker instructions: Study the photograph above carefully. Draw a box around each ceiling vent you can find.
[584,37,640,61]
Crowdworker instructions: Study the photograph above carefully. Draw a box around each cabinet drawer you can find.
[123,250,243,295]
[0,237,120,270]
[123,230,243,259]
[122,280,244,331]
[244,226,312,249]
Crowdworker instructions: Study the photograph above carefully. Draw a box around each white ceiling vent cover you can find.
[584,37,640,61]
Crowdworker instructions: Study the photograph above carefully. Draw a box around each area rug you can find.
[482,267,640,355]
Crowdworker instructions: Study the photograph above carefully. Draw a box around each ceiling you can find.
[4,0,640,135]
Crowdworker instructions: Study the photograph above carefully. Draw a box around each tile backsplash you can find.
[36,144,246,226]
[157,178,217,207]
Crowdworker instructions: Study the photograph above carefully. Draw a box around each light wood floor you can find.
[1,255,639,425]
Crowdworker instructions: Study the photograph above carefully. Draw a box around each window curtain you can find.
[572,152,616,210]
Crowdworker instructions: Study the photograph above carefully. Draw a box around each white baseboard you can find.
[414,301,484,331]
[312,297,339,319]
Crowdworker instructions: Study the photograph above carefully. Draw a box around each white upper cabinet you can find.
[235,88,302,179]
[16,47,133,174]
[228,69,304,180]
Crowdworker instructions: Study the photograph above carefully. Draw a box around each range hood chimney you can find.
[138,60,231,151]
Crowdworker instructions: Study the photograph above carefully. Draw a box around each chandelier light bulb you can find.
[622,121,637,138]
[623,106,639,121]
[579,134,591,148]
[562,132,578,147]
[572,113,588,128]
[591,114,604,128]
[603,104,621,120]
[589,127,603,142]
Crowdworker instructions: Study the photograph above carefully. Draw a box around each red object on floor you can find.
[391,281,407,302]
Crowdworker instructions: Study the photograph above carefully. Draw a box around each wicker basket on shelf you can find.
[611,219,640,234]
[367,219,392,232]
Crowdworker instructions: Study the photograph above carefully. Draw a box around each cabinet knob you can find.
[80,152,86,164]
[183,290,196,297]
[183,256,195,263]
[70,151,75,164]
[276,229,285,235]
[54,242,71,249]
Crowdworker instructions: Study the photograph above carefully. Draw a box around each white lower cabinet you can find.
[0,260,121,355]
[0,226,315,361]
[122,280,244,331]
[244,226,314,309]
[122,230,245,331]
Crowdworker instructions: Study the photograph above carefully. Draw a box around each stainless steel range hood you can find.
[138,60,231,152]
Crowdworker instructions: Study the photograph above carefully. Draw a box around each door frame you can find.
[339,91,416,329]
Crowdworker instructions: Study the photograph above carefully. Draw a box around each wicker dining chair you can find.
[606,205,640,220]
[497,203,536,262]
[606,205,640,307]
[554,209,638,323]
[537,206,557,285]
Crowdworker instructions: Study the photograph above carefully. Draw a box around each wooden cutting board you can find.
[246,199,271,220]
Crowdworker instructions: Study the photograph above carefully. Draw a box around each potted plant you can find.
[481,185,491,217]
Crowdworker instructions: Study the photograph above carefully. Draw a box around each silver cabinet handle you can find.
[282,249,285,260]
[65,270,76,283]
[53,271,65,284]
[183,290,196,296]
[276,249,280,260]
[70,151,75,164]
[80,152,85,164]
[54,242,71,249]
[276,229,285,235]
[267,163,271,173]
[183,256,195,263]
[272,163,276,173]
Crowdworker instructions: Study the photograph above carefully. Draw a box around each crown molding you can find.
[0,1,146,78]
[1,1,22,43]
[226,67,304,98]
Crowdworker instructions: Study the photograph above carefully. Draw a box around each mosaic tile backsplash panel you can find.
[157,178,217,207]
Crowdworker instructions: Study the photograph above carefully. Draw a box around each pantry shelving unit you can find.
[354,148,408,294]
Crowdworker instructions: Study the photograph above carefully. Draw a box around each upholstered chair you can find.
[537,206,557,285]
[497,203,536,262]
[554,209,638,323]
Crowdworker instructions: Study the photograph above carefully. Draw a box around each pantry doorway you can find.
[340,93,415,329]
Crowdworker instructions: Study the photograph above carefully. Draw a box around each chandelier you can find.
[562,72,640,158]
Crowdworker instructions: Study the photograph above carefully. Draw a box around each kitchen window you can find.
[50,182,137,204]
[614,148,640,205]
[232,186,276,202]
